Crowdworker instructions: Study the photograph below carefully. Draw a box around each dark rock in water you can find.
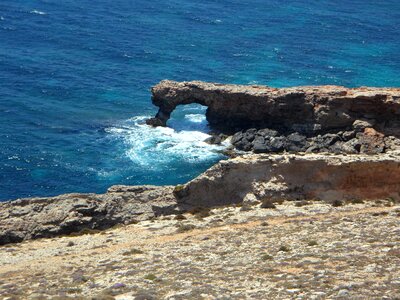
[146,117,166,127]
[204,135,222,145]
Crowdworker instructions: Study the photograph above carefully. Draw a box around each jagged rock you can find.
[353,119,376,132]
[0,186,176,245]
[147,80,400,136]
[341,130,357,141]
[257,128,279,137]
[230,127,398,155]
[358,128,385,154]
[204,135,222,145]
[176,154,400,207]
[385,136,400,152]
[341,138,362,153]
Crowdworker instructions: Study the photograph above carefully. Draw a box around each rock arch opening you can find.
[167,103,210,133]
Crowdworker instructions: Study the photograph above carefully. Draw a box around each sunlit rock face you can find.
[175,153,400,207]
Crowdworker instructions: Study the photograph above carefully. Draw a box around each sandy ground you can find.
[0,199,399,299]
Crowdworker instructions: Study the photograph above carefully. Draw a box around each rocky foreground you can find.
[1,199,399,299]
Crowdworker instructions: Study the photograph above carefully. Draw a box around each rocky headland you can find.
[147,80,400,155]
[1,81,400,299]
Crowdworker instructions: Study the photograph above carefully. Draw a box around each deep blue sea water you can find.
[1,0,400,201]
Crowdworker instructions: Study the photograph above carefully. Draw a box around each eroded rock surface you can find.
[176,154,400,207]
[0,185,176,245]
[1,201,399,299]
[2,154,400,245]
[147,80,400,137]
[231,125,399,154]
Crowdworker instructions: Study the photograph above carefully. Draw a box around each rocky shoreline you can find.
[147,81,400,155]
[1,81,400,246]
[1,80,400,299]
[1,153,399,246]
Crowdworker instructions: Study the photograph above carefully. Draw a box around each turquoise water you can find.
[1,0,400,201]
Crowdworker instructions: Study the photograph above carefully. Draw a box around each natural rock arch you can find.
[146,80,400,136]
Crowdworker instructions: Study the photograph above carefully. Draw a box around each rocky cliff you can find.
[2,81,400,246]
[175,153,400,207]
[0,186,176,245]
[1,154,399,245]
[147,80,400,155]
[146,80,400,136]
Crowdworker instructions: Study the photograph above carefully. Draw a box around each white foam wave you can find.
[106,116,226,169]
[185,114,206,123]
[30,10,46,15]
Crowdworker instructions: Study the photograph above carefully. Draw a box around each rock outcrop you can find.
[2,81,400,246]
[231,126,399,154]
[0,185,176,245]
[1,154,399,245]
[175,153,400,207]
[146,80,400,137]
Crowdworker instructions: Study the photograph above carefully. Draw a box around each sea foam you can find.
[30,10,46,15]
[106,112,226,170]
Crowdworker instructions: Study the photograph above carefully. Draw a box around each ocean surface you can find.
[1,0,400,201]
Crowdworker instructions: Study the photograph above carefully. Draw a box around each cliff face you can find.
[146,80,400,136]
[0,186,176,245]
[175,153,400,207]
[2,154,399,245]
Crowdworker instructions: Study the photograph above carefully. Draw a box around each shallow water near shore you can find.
[1,0,400,201]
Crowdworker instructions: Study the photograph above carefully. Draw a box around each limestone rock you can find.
[176,154,400,207]
[0,186,176,245]
[1,154,399,246]
[147,80,400,136]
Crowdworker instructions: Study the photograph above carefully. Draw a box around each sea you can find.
[1,0,400,201]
